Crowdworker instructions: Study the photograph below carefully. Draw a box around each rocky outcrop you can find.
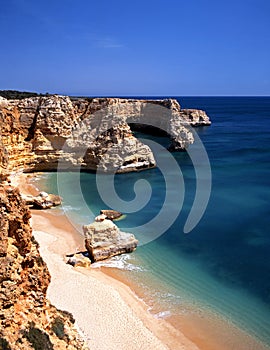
[0,97,87,349]
[179,109,211,126]
[83,215,138,262]
[22,191,62,209]
[0,184,87,349]
[0,104,9,181]
[66,252,91,268]
[0,95,210,174]
[0,93,211,347]
[100,209,123,220]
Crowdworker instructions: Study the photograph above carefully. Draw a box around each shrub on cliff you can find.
[0,90,51,100]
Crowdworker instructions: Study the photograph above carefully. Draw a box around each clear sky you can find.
[0,0,269,96]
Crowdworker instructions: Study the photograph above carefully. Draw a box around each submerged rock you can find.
[83,217,138,262]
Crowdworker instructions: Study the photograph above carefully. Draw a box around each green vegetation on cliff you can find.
[0,90,51,100]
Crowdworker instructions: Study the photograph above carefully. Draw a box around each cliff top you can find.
[0,90,52,100]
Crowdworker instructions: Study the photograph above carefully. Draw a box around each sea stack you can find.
[83,215,138,262]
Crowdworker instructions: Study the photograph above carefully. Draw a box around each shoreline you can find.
[33,214,199,350]
[14,172,270,350]
[16,172,198,350]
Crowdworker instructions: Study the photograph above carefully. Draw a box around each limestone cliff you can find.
[0,94,211,349]
[0,95,210,174]
[0,183,87,349]
[0,100,88,349]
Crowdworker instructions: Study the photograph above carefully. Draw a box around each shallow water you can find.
[40,97,270,348]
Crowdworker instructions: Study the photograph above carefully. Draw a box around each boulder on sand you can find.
[66,252,91,268]
[22,191,62,209]
[83,217,138,262]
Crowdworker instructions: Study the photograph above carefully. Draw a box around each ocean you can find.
[38,97,270,348]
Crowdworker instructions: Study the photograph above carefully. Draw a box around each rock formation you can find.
[66,252,91,268]
[83,215,138,262]
[0,184,87,349]
[179,108,211,126]
[0,95,211,174]
[0,93,211,349]
[100,209,123,220]
[22,191,62,209]
[0,109,87,348]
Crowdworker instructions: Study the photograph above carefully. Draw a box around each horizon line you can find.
[1,89,270,98]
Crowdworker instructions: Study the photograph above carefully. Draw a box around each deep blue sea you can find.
[39,97,270,348]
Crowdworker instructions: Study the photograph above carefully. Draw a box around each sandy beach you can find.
[14,172,199,350]
[13,172,269,350]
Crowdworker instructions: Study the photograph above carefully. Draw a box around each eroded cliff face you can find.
[0,95,210,349]
[0,183,87,349]
[0,95,210,174]
[0,101,87,348]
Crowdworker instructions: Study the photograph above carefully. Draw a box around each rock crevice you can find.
[25,96,43,142]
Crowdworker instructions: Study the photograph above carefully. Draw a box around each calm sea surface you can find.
[40,97,270,347]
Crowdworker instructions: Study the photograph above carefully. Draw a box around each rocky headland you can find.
[0,93,211,349]
[0,95,210,174]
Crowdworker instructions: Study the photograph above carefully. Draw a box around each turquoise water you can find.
[39,97,270,347]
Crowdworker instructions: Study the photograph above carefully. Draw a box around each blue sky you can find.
[0,0,269,96]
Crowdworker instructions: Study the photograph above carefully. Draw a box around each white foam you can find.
[91,254,144,271]
[62,204,81,212]
[153,310,171,319]
[151,290,182,303]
